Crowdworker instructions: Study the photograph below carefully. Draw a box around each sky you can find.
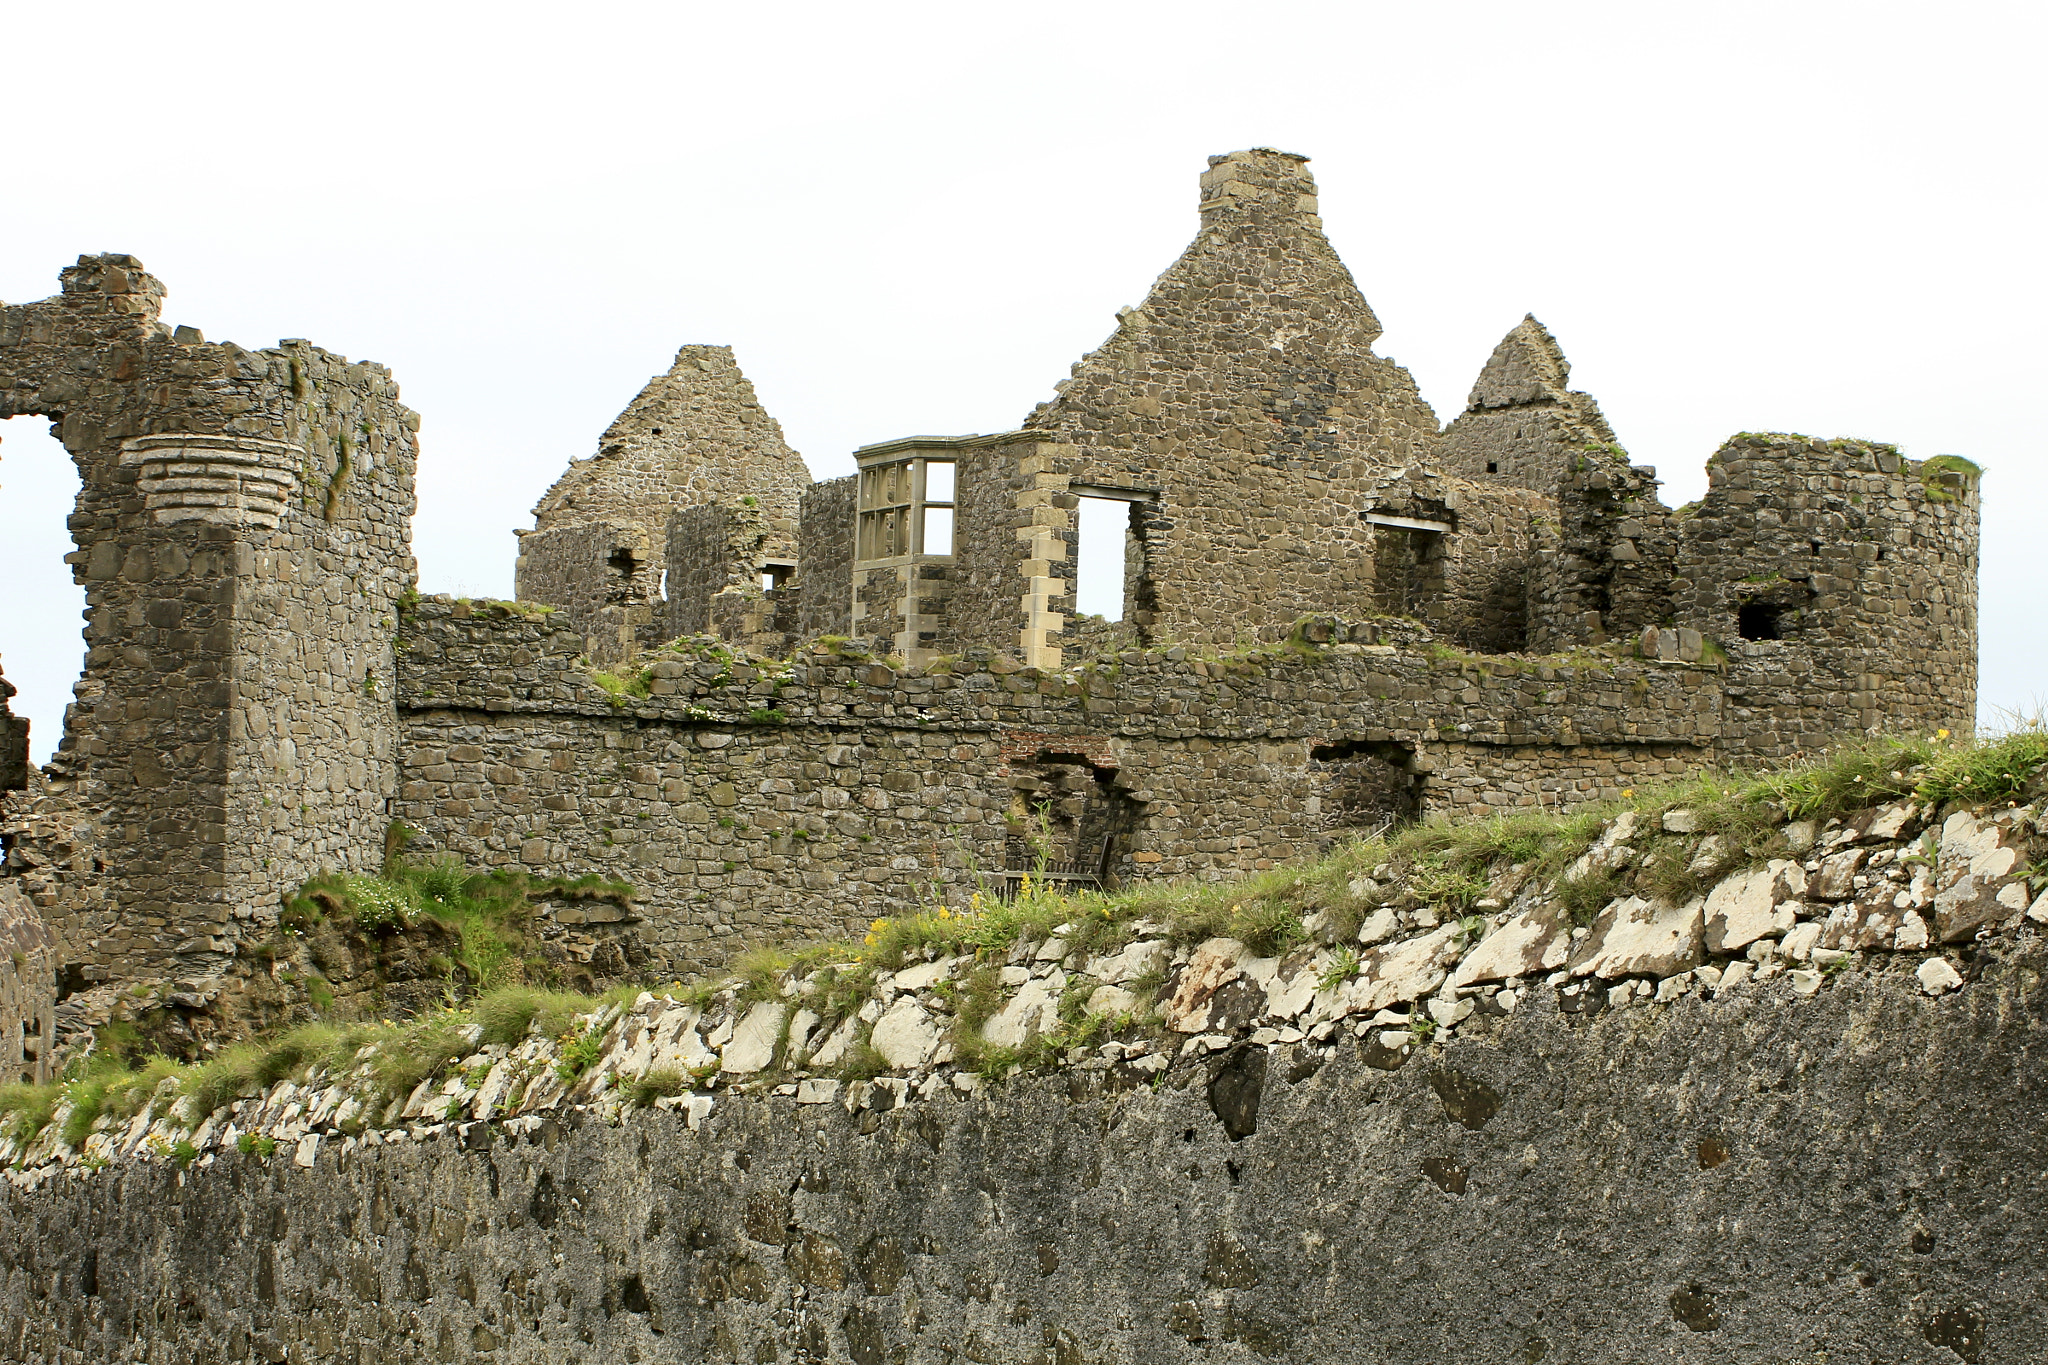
[2,0,2042,764]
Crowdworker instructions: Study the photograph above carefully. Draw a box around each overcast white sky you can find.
[3,0,2042,763]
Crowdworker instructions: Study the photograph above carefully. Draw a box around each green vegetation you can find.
[1919,453,1982,503]
[282,846,633,992]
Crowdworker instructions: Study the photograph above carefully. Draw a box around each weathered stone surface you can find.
[1350,924,1461,1012]
[1452,902,1568,987]
[1702,862,1804,954]
[1165,938,1245,1033]
[719,1002,785,1074]
[869,999,940,1070]
[1572,896,1705,980]
[10,950,2047,1362]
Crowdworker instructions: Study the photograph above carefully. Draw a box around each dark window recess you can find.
[1309,739,1421,832]
[1485,461,1498,474]
[607,547,637,577]
[1738,603,1784,641]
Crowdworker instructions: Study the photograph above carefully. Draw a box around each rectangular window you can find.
[1074,496,1130,620]
[856,456,955,563]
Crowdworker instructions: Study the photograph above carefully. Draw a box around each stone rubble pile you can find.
[7,797,2041,1189]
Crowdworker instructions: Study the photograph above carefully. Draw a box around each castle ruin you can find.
[0,149,1980,1022]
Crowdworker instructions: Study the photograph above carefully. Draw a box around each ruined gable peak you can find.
[1466,314,1576,411]
[1198,147,1320,225]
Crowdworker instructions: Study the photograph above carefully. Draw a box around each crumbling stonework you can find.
[0,256,417,994]
[518,346,810,659]
[0,881,54,1086]
[0,148,1984,998]
[0,667,26,795]
[1439,315,1619,495]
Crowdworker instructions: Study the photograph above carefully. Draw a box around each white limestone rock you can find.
[720,1002,786,1074]
[1163,938,1246,1033]
[983,974,1066,1048]
[1916,957,1963,995]
[1702,862,1804,954]
[870,999,941,1070]
[1348,924,1462,1013]
[1451,903,1568,988]
[1571,896,1705,980]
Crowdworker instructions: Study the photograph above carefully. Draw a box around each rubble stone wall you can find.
[519,346,808,649]
[392,599,1898,974]
[1015,150,1444,648]
[794,476,855,641]
[0,255,416,987]
[5,932,2042,1362]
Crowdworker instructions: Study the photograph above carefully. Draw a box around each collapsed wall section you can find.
[0,256,416,988]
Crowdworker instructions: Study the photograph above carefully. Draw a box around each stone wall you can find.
[0,881,54,1086]
[6,902,2044,1362]
[795,476,855,640]
[0,669,25,796]
[0,256,416,988]
[512,520,657,665]
[1438,314,1619,496]
[1013,149,1445,649]
[392,598,1932,975]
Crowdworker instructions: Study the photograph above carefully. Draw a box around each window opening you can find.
[0,416,86,768]
[1371,525,1439,616]
[1737,603,1783,641]
[761,562,794,592]
[1485,461,1498,474]
[1074,497,1130,620]
[856,457,954,561]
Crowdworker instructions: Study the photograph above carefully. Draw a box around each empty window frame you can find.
[857,457,955,561]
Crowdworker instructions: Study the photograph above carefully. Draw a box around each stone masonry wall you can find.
[0,881,55,1086]
[397,599,1832,975]
[1676,435,1980,750]
[8,795,2048,1363]
[519,346,809,649]
[0,256,416,988]
[1438,314,1619,496]
[510,520,658,665]
[794,476,855,640]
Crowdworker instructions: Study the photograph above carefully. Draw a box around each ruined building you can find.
[0,150,1981,1020]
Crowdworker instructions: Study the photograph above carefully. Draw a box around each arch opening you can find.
[0,415,86,769]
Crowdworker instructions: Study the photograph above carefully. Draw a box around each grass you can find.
[282,848,635,992]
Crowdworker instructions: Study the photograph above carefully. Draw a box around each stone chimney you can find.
[1197,148,1320,229]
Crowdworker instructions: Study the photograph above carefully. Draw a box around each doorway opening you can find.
[0,416,86,769]
[1309,739,1422,834]
[1001,752,1140,895]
